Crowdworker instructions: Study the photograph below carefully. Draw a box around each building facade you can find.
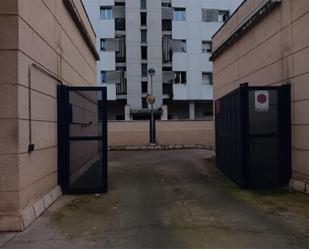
[83,0,241,120]
[211,0,309,193]
[0,0,98,231]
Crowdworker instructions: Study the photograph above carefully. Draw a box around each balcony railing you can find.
[162,20,172,31]
[116,81,127,95]
[115,18,126,31]
[163,71,175,83]
[162,7,173,19]
[116,55,126,63]
[112,6,125,19]
[163,83,173,99]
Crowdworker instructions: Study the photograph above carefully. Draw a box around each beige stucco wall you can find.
[212,0,309,190]
[0,0,97,231]
[108,121,214,148]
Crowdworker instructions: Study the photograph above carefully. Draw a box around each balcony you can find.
[116,81,127,95]
[115,18,126,31]
[116,56,127,63]
[162,20,172,31]
[162,35,172,62]
[112,6,125,19]
[163,83,173,99]
[105,71,126,96]
[162,7,173,20]
[162,71,175,83]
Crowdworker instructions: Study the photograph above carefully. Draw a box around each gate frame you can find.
[215,83,291,188]
[57,85,108,194]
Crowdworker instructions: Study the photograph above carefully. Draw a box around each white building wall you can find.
[172,0,241,100]
[83,0,116,100]
[147,0,163,109]
[126,0,142,109]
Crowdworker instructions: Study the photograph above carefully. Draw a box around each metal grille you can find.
[171,40,183,52]
[202,9,219,22]
[163,71,175,83]
[58,86,107,194]
[162,7,173,19]
[105,38,120,51]
[112,6,125,19]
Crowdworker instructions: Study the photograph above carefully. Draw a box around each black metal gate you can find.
[215,83,291,188]
[57,85,107,194]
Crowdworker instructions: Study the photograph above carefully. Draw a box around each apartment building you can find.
[83,0,242,120]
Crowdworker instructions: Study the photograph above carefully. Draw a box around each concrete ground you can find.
[1,150,309,249]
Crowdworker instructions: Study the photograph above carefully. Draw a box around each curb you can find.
[108,144,214,151]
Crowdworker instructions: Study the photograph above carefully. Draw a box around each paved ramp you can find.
[1,150,309,249]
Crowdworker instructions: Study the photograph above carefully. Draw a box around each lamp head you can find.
[148,68,156,77]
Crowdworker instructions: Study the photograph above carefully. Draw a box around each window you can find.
[141,64,148,77]
[115,2,125,6]
[174,72,186,84]
[101,71,107,83]
[202,72,213,84]
[162,3,171,7]
[141,30,147,43]
[142,81,148,93]
[141,13,147,26]
[142,97,148,108]
[173,8,186,21]
[163,84,172,95]
[115,18,126,30]
[100,7,113,19]
[203,110,213,116]
[141,46,147,60]
[172,40,186,53]
[141,0,146,9]
[162,20,172,31]
[100,39,106,51]
[218,10,230,22]
[163,67,172,71]
[202,41,212,53]
[202,9,229,22]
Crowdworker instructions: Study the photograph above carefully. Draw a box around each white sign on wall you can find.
[255,91,269,112]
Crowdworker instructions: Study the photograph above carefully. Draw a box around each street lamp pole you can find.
[147,68,156,145]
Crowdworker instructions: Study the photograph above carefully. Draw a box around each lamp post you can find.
[147,68,156,145]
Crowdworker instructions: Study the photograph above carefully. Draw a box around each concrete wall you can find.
[212,0,309,192]
[108,120,214,148]
[0,0,97,231]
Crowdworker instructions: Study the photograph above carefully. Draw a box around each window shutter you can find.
[163,71,175,83]
[106,71,121,83]
[162,36,171,62]
[171,40,183,52]
[202,9,219,22]
[112,6,125,19]
[162,7,173,20]
[118,36,126,57]
[103,39,118,51]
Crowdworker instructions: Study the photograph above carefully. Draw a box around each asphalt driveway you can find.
[1,150,309,249]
